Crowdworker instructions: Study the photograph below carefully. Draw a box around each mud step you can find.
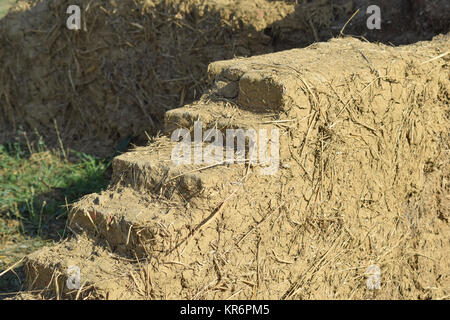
[68,187,216,257]
[207,47,313,113]
[68,177,257,258]
[164,99,277,135]
[207,37,443,113]
[111,138,246,201]
[24,236,142,300]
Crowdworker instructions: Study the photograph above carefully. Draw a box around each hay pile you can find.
[1,0,448,156]
[0,0,346,155]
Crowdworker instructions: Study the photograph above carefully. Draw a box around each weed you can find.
[0,138,110,296]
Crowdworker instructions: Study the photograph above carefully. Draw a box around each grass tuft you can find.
[0,0,14,19]
[0,138,110,296]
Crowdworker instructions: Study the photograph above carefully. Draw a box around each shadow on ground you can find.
[0,142,112,299]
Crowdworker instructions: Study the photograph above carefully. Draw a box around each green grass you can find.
[0,136,111,296]
[0,0,15,19]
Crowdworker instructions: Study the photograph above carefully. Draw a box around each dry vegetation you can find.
[0,0,449,300]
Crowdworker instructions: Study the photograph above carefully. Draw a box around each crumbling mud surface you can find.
[0,0,448,155]
[19,35,449,299]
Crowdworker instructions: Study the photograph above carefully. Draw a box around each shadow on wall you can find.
[0,0,448,157]
[266,0,450,51]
